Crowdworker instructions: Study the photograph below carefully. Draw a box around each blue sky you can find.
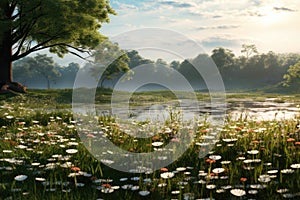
[97,0,300,61]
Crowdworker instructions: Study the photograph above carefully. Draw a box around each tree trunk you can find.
[0,30,13,84]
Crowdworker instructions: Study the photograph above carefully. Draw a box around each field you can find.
[0,89,300,200]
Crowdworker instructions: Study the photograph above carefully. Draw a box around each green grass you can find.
[1,88,299,107]
[0,89,300,199]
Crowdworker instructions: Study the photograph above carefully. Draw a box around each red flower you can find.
[71,166,80,172]
[205,159,216,164]
[200,129,208,133]
[102,183,111,188]
[240,177,247,182]
[160,167,168,172]
[252,140,259,144]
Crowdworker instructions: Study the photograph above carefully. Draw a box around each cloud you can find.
[247,11,265,17]
[158,0,194,8]
[114,2,139,11]
[212,15,222,18]
[201,36,242,49]
[197,25,240,30]
[273,7,297,12]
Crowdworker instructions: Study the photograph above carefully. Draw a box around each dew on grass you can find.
[131,177,140,181]
[267,169,278,174]
[206,184,216,189]
[237,156,245,160]
[230,188,246,197]
[209,155,221,161]
[35,177,46,182]
[216,189,225,193]
[212,168,225,174]
[248,189,258,195]
[120,178,128,182]
[281,169,294,174]
[282,193,296,198]
[122,184,133,190]
[101,188,114,193]
[139,190,150,196]
[171,190,180,195]
[14,175,27,181]
[221,160,231,165]
[277,188,289,193]
[158,183,167,187]
[197,180,206,184]
[222,138,238,143]
[176,167,186,172]
[243,159,253,164]
[258,174,271,183]
[220,176,229,180]
[66,149,78,154]
[198,171,208,177]
[250,184,266,189]
[247,149,259,155]
[131,185,139,191]
[152,142,164,147]
[6,115,14,119]
[290,163,300,169]
[177,181,188,186]
[161,172,175,179]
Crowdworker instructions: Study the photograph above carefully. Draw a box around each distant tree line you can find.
[13,43,300,92]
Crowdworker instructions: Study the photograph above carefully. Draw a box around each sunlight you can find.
[259,7,287,25]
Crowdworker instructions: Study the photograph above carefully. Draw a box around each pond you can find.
[74,97,300,122]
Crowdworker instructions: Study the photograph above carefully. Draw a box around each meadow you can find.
[0,89,299,200]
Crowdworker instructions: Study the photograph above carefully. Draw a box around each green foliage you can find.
[211,47,235,70]
[0,0,115,61]
[14,54,61,89]
[283,61,300,90]
[88,40,131,87]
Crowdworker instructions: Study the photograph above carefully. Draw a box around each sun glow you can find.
[260,7,287,25]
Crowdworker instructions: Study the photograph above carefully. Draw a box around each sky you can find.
[51,0,300,65]
[96,0,300,62]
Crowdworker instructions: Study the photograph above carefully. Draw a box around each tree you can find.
[13,57,35,85]
[126,50,153,68]
[155,58,168,66]
[283,61,300,89]
[241,44,258,60]
[0,0,115,91]
[211,47,235,70]
[170,60,180,70]
[31,54,61,89]
[89,40,130,88]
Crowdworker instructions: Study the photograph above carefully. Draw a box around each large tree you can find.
[0,0,115,91]
[89,40,130,88]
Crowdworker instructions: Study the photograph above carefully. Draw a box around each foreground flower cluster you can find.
[0,102,300,200]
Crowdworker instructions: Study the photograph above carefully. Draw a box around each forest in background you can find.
[13,44,300,93]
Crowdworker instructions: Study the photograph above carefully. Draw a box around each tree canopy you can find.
[0,0,115,87]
